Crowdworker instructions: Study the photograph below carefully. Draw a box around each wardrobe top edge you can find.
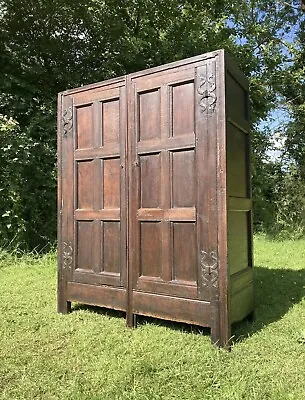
[58,49,226,97]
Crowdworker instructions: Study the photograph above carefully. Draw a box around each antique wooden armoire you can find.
[57,50,254,347]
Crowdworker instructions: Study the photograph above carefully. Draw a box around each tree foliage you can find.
[0,0,304,249]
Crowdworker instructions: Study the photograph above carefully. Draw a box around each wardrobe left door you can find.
[58,78,128,313]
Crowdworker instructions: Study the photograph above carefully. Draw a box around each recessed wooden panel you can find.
[139,89,161,141]
[133,291,211,326]
[77,221,93,270]
[140,222,162,278]
[226,73,247,122]
[102,99,119,145]
[76,105,94,149]
[103,158,120,209]
[172,150,195,207]
[67,282,126,311]
[140,153,161,208]
[77,161,94,209]
[227,124,248,198]
[228,211,249,275]
[173,222,196,282]
[172,82,194,136]
[103,222,120,274]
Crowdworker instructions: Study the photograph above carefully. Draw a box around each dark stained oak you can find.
[76,105,94,149]
[103,221,121,274]
[58,50,254,348]
[102,99,120,145]
[172,222,197,282]
[172,81,195,136]
[58,79,127,301]
[103,158,120,209]
[139,89,161,140]
[77,161,94,209]
[172,150,195,207]
[133,291,211,327]
[140,154,162,208]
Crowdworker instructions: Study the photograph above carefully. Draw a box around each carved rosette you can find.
[62,106,73,137]
[63,242,73,270]
[197,60,217,114]
[200,250,219,289]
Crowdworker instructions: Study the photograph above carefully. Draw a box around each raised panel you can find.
[140,153,161,208]
[76,105,94,149]
[102,99,120,145]
[103,158,120,209]
[140,222,162,278]
[139,89,161,141]
[173,222,196,282]
[172,82,194,136]
[77,161,94,209]
[102,222,120,274]
[228,211,249,275]
[227,124,248,198]
[77,221,93,270]
[172,150,195,207]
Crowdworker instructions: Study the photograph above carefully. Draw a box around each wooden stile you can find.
[58,50,254,347]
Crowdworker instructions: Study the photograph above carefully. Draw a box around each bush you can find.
[0,113,57,251]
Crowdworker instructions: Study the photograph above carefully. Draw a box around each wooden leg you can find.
[211,326,220,347]
[58,296,72,314]
[211,321,231,349]
[210,302,221,347]
[58,267,71,314]
[126,313,137,328]
[221,324,232,349]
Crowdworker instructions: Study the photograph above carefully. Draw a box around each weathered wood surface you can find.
[58,50,254,347]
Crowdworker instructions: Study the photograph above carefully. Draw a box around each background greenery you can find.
[0,0,305,250]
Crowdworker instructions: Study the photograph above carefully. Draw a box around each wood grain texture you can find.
[103,221,120,274]
[226,123,248,198]
[140,222,162,278]
[172,82,194,136]
[103,158,120,209]
[140,153,161,208]
[133,291,211,327]
[77,161,94,209]
[225,51,253,345]
[139,89,161,140]
[76,105,94,149]
[172,222,197,282]
[59,79,127,315]
[172,149,195,207]
[76,221,94,271]
[67,282,126,311]
[57,93,71,314]
[58,50,254,347]
[195,59,219,302]
[102,99,120,145]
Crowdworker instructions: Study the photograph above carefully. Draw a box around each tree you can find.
[0,0,233,249]
[0,0,304,248]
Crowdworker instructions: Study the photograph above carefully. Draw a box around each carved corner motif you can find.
[197,61,217,114]
[63,242,73,270]
[62,106,73,137]
[200,250,218,289]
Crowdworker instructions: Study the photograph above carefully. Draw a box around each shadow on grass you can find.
[72,265,305,343]
[232,265,305,342]
[72,302,210,336]
[73,303,126,320]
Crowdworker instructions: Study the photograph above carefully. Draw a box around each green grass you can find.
[0,236,304,400]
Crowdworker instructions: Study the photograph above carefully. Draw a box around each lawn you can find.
[0,236,304,400]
